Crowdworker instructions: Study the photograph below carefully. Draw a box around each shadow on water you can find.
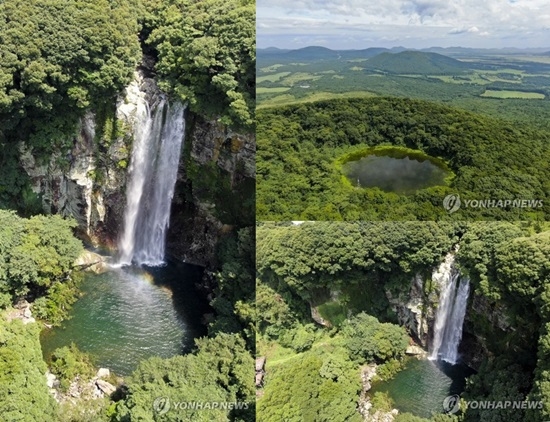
[143,258,210,354]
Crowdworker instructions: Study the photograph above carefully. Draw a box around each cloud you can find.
[257,0,550,48]
[449,26,480,35]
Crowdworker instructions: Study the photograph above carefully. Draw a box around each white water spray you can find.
[429,252,470,364]
[118,100,186,266]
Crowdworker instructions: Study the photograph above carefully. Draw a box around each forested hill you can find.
[363,51,469,75]
[257,97,550,220]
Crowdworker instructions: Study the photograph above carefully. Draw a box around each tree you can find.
[114,333,254,422]
[0,211,83,324]
[0,319,58,421]
[340,313,409,363]
[146,0,255,128]
[258,350,362,422]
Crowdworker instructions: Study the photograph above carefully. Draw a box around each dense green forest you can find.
[257,97,550,220]
[0,0,255,421]
[0,0,255,212]
[256,222,550,421]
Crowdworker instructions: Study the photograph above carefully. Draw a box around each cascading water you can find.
[118,98,186,266]
[429,252,470,364]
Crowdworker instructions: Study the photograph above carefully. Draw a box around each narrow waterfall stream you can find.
[118,99,186,266]
[429,253,470,364]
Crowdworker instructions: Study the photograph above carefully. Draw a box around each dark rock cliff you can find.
[19,71,255,271]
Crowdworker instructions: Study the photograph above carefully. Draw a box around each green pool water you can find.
[342,150,450,194]
[371,358,475,418]
[40,260,208,376]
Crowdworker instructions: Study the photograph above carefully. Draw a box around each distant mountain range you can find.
[258,46,550,65]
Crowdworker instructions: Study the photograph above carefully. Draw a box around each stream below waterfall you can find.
[40,260,209,376]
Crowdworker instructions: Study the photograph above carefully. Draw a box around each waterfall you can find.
[118,99,186,266]
[429,253,470,364]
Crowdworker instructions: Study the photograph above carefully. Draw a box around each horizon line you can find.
[259,45,550,51]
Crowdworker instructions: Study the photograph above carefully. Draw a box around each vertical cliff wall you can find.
[19,71,160,247]
[18,70,255,268]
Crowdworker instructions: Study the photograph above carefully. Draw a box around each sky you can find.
[257,0,550,50]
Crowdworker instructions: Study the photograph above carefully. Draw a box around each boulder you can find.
[96,379,116,396]
[46,371,57,388]
[255,357,266,372]
[96,368,110,379]
[23,317,36,325]
[74,250,109,274]
[406,345,427,356]
[23,307,32,318]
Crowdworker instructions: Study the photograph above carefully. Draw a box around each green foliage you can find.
[146,0,255,128]
[49,343,95,391]
[0,0,139,130]
[395,413,431,422]
[210,227,255,350]
[258,349,362,422]
[257,97,550,220]
[256,221,455,328]
[0,0,140,209]
[375,358,405,381]
[257,50,550,131]
[317,301,347,327]
[0,211,83,310]
[457,222,526,300]
[371,391,394,413]
[340,313,409,363]
[279,323,316,353]
[463,357,532,422]
[114,333,254,422]
[32,272,82,326]
[364,51,469,75]
[456,227,550,421]
[0,319,57,421]
[256,280,302,339]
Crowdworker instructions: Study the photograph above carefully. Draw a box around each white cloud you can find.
[257,0,550,48]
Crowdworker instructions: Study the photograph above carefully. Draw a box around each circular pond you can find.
[342,148,451,194]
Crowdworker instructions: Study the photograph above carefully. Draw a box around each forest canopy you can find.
[144,0,255,128]
[256,222,550,421]
[0,0,140,143]
[256,97,550,221]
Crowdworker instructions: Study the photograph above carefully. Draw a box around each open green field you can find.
[279,72,322,86]
[257,90,378,109]
[256,87,291,94]
[480,89,545,99]
[257,71,291,83]
[256,50,550,129]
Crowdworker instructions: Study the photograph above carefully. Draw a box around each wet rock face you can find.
[19,66,255,271]
[166,113,255,268]
[386,274,435,348]
[18,70,162,248]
